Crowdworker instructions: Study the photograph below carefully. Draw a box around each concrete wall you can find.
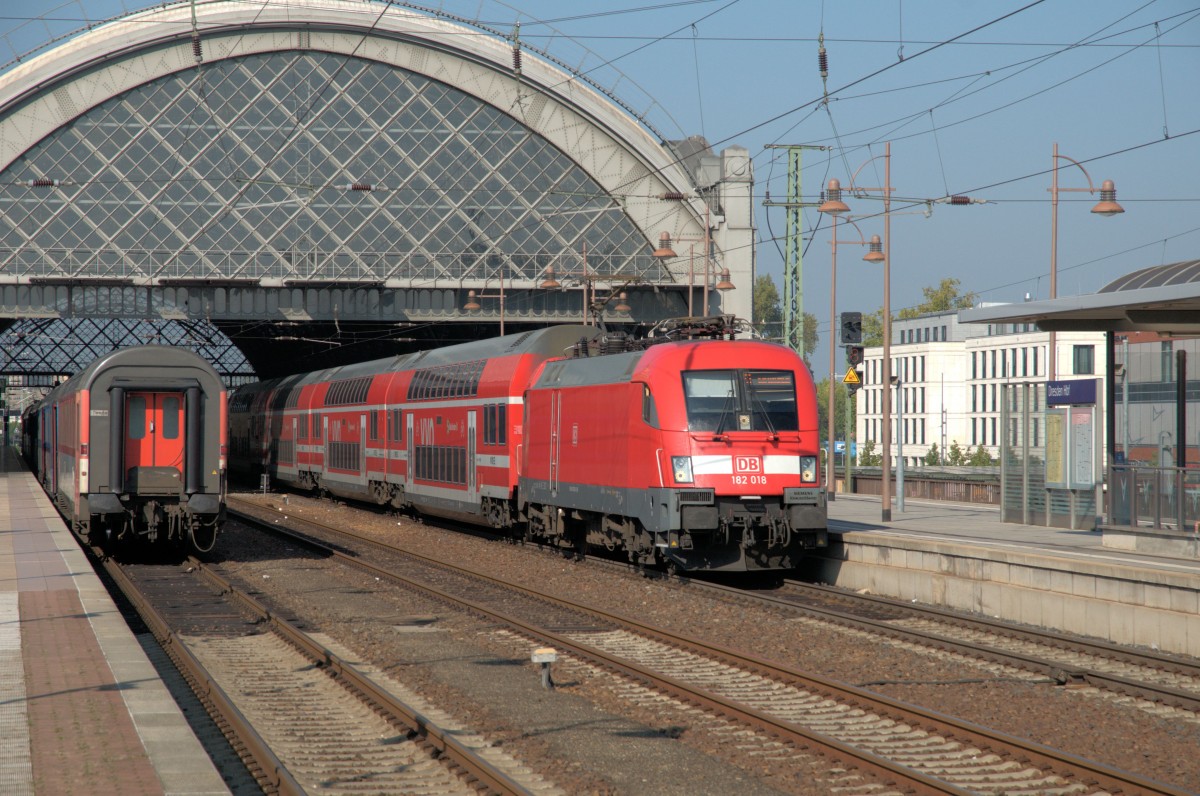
[810,531,1200,657]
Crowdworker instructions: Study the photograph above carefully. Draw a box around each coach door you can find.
[405,412,414,489]
[467,410,477,499]
[359,413,367,484]
[124,393,184,490]
[549,390,561,496]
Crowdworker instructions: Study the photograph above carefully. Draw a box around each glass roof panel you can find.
[0,49,656,284]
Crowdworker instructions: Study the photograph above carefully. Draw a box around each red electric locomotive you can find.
[23,346,227,551]
[230,318,827,572]
[521,318,826,571]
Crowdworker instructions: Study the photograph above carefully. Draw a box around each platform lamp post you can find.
[462,269,508,335]
[819,142,987,520]
[1048,143,1124,380]
[821,208,884,501]
[818,142,896,520]
[540,243,636,325]
[651,224,735,316]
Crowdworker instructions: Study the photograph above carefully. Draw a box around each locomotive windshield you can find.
[682,370,799,432]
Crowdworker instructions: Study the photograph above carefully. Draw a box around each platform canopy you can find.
[960,260,1200,335]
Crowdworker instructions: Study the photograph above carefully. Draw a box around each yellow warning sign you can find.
[842,367,861,385]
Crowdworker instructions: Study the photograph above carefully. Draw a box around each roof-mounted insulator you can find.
[947,195,971,205]
[192,35,203,63]
[818,32,828,80]
[659,192,686,201]
[340,183,374,192]
[511,22,522,76]
[28,178,59,188]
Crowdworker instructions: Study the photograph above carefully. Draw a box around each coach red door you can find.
[124,392,185,475]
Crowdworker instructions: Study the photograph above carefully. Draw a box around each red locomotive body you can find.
[521,331,825,571]
[230,319,827,572]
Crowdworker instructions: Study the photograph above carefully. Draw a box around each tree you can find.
[750,276,817,361]
[947,440,966,466]
[923,442,941,466]
[752,275,783,340]
[858,438,882,467]
[860,307,885,346]
[858,278,977,344]
[897,277,979,320]
[802,311,818,364]
[967,445,996,466]
[816,378,852,449]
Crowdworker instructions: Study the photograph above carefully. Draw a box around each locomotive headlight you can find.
[671,456,694,484]
[800,456,818,483]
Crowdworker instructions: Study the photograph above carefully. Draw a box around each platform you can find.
[0,446,229,796]
[820,494,1200,658]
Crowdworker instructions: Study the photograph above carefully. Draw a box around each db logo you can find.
[734,456,762,474]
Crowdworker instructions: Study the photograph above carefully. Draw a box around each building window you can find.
[941,325,947,341]
[972,352,977,379]
[1032,346,1039,376]
[1073,345,1095,375]
[1022,347,1028,377]
[991,417,997,446]
[991,349,996,377]
[1162,341,1174,381]
[971,418,977,445]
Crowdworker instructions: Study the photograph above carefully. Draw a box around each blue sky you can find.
[7,1,1200,379]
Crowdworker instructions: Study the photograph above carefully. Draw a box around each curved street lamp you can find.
[1048,143,1124,380]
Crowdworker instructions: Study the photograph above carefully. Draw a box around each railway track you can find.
[90,543,550,796]
[662,575,1200,716]
[229,497,1192,796]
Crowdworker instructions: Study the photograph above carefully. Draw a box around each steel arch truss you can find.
[0,1,714,318]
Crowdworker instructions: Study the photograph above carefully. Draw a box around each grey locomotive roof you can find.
[535,350,647,388]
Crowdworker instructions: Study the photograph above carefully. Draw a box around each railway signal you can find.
[839,311,862,345]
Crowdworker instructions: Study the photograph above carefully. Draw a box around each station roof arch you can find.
[0,0,720,376]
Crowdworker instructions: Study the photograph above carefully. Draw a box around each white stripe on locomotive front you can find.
[692,455,803,475]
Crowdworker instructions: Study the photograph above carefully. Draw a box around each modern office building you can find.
[856,308,1107,468]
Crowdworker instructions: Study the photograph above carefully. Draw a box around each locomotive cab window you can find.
[682,370,799,432]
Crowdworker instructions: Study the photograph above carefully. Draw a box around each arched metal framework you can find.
[0,0,734,377]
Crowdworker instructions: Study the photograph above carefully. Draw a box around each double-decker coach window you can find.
[682,370,799,432]
[483,404,507,445]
